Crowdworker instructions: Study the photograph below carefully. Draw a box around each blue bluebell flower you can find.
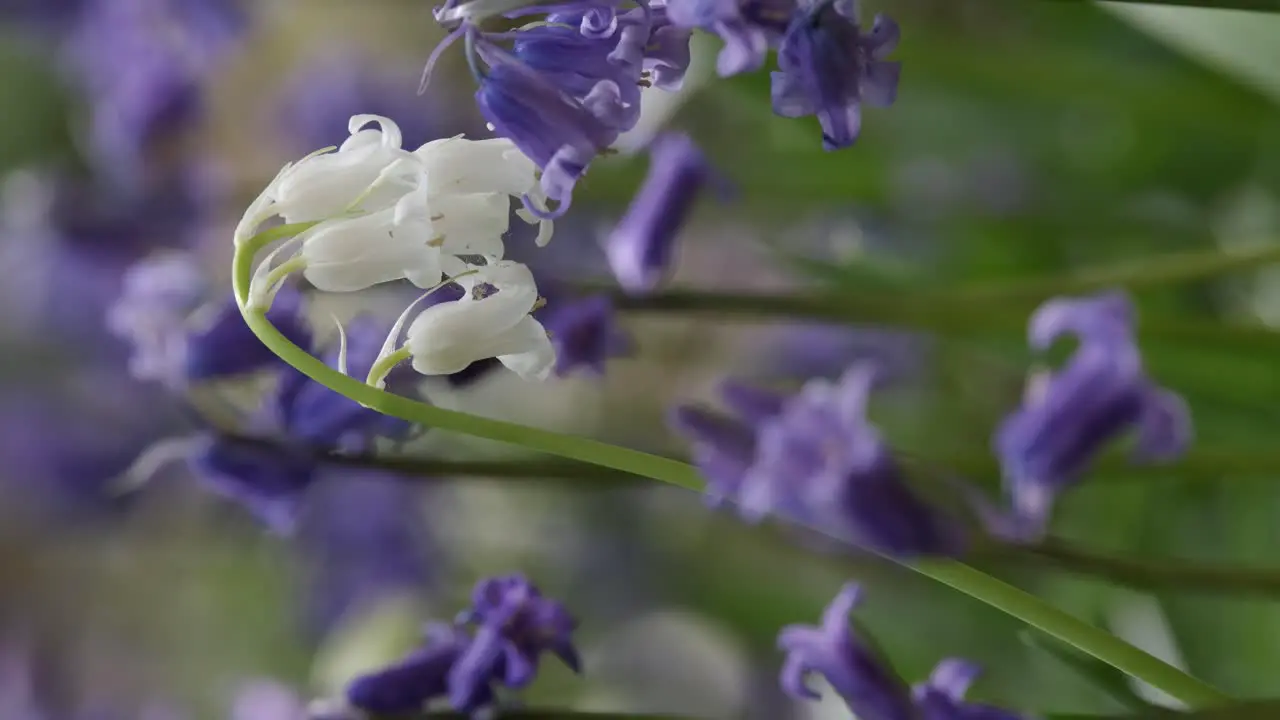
[771,0,900,150]
[107,252,312,387]
[186,434,315,533]
[346,623,478,715]
[913,659,1030,720]
[473,38,630,217]
[535,291,631,376]
[184,289,313,383]
[683,365,963,557]
[995,291,1191,536]
[778,582,915,720]
[666,0,795,76]
[449,573,580,709]
[605,133,726,294]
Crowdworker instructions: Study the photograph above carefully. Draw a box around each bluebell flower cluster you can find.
[675,290,1191,550]
[672,365,966,557]
[429,0,898,168]
[780,583,1032,720]
[346,573,580,717]
[429,5,694,219]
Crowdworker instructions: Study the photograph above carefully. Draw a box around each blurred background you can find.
[2,0,1280,717]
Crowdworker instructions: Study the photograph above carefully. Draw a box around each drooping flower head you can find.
[771,0,900,150]
[403,260,556,380]
[994,290,1191,537]
[472,37,630,218]
[605,132,726,294]
[778,582,915,720]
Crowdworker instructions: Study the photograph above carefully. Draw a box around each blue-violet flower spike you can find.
[771,0,900,150]
[778,582,915,720]
[995,290,1191,537]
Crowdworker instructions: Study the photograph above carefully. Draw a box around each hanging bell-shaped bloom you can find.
[295,170,444,292]
[235,114,418,242]
[414,135,554,247]
[404,260,555,380]
[771,0,900,151]
[995,290,1191,537]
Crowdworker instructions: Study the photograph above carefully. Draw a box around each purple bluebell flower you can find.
[605,132,726,294]
[449,574,581,709]
[184,289,313,382]
[995,291,1190,536]
[740,365,962,557]
[666,0,795,76]
[63,0,247,183]
[107,252,312,386]
[913,659,1030,720]
[473,37,629,216]
[778,582,915,720]
[512,20,640,102]
[669,379,786,506]
[346,623,478,715]
[535,291,631,376]
[771,0,900,151]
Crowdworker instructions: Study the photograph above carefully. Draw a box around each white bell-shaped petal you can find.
[414,136,538,197]
[404,261,553,377]
[276,116,417,222]
[299,178,442,292]
[433,192,510,257]
[496,315,556,380]
[236,116,419,242]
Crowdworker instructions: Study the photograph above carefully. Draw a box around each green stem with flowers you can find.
[233,229,1231,710]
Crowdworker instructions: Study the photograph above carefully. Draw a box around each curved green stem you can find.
[232,235,1229,709]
